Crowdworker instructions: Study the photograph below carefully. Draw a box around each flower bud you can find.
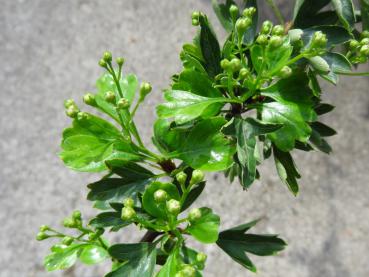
[229,5,239,21]
[116,57,124,66]
[361,30,369,39]
[196,252,207,263]
[166,199,181,215]
[349,39,360,50]
[230,58,241,72]
[121,206,136,220]
[72,210,82,220]
[243,7,256,17]
[139,82,152,100]
[269,35,283,48]
[65,105,79,118]
[83,93,96,106]
[278,66,292,79]
[117,98,130,109]
[188,208,202,222]
[123,197,135,207]
[98,59,107,68]
[239,68,249,79]
[272,25,284,36]
[103,51,112,62]
[256,34,268,45]
[220,59,230,70]
[181,265,196,277]
[175,273,185,277]
[105,91,116,103]
[360,45,369,56]
[154,189,167,203]
[63,217,75,228]
[62,236,74,246]
[36,232,49,241]
[77,111,89,121]
[192,19,199,26]
[261,20,273,34]
[190,169,204,184]
[39,225,50,232]
[312,31,327,48]
[176,172,187,186]
[64,99,75,109]
[191,11,200,20]
[360,38,369,46]
[236,18,251,36]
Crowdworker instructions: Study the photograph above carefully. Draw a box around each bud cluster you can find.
[256,21,285,49]
[347,33,369,64]
[121,197,136,220]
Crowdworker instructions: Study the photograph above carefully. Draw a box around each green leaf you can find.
[315,103,335,115]
[311,122,337,137]
[199,15,222,78]
[89,211,129,230]
[157,248,181,277]
[216,220,287,272]
[331,0,356,30]
[106,159,154,180]
[187,207,220,243]
[319,52,352,84]
[60,114,141,172]
[273,146,301,195]
[142,181,180,219]
[309,129,333,154]
[301,25,352,48]
[79,245,109,265]
[361,0,369,30]
[157,90,228,124]
[211,0,236,32]
[265,38,293,76]
[293,0,333,28]
[173,117,236,171]
[250,45,263,74]
[107,243,156,277]
[243,0,258,45]
[181,182,206,211]
[153,119,187,155]
[260,74,317,151]
[44,245,80,271]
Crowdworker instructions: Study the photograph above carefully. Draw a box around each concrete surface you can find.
[1,0,368,276]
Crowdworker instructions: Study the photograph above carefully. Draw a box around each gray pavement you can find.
[1,1,368,276]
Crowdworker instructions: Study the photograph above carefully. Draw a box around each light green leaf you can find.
[187,207,220,244]
[265,37,293,76]
[157,248,180,277]
[79,245,109,265]
[44,245,80,271]
[331,0,356,30]
[157,90,228,124]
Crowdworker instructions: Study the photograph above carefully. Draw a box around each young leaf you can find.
[211,0,237,32]
[157,248,181,277]
[273,146,301,195]
[79,245,109,265]
[107,243,156,277]
[331,0,356,30]
[216,220,287,272]
[260,74,317,152]
[157,90,228,124]
[187,208,220,244]
[59,114,141,172]
[265,37,293,76]
[44,245,80,271]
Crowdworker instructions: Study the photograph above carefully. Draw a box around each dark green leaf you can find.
[187,207,220,243]
[361,0,369,30]
[153,119,187,155]
[181,182,206,211]
[211,0,237,32]
[309,129,333,153]
[301,25,352,48]
[311,122,337,137]
[315,103,335,115]
[331,0,356,30]
[89,212,130,230]
[319,52,352,84]
[105,159,154,181]
[293,0,333,28]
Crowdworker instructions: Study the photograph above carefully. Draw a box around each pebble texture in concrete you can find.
[1,0,368,276]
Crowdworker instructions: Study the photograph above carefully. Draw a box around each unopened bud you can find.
[62,236,74,246]
[121,206,136,220]
[116,57,124,66]
[196,252,207,263]
[103,51,112,62]
[360,38,369,46]
[188,208,202,222]
[83,93,96,106]
[272,25,284,36]
[261,20,273,34]
[139,82,152,100]
[256,34,268,45]
[117,98,130,109]
[229,5,239,21]
[239,68,249,79]
[269,35,283,48]
[360,45,369,56]
[39,225,50,232]
[190,169,204,184]
[349,39,360,50]
[64,99,75,109]
[63,217,75,228]
[98,59,107,68]
[192,19,199,26]
[72,210,82,220]
[181,265,196,277]
[77,111,89,121]
[236,18,251,36]
[361,30,369,39]
[154,189,167,203]
[243,7,256,17]
[312,31,327,48]
[105,91,116,103]
[230,58,241,72]
[123,197,134,208]
[191,11,200,20]
[166,199,181,215]
[176,172,187,186]
[36,232,49,241]
[65,105,79,118]
[278,66,292,79]
[220,59,230,70]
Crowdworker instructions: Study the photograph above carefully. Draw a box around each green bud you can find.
[123,197,135,208]
[196,252,207,263]
[360,38,369,46]
[230,58,241,72]
[190,169,204,184]
[278,66,292,79]
[65,105,79,118]
[192,18,199,26]
[139,82,152,100]
[166,199,181,215]
[175,273,185,277]
[116,57,124,66]
[51,244,65,252]
[83,93,96,106]
[269,35,283,48]
[188,208,202,222]
[98,59,107,68]
[191,11,200,20]
[272,25,284,36]
[261,20,273,34]
[176,172,187,186]
[62,236,74,246]
[63,217,75,228]
[243,7,256,17]
[77,111,89,121]
[36,232,49,241]
[154,189,167,203]
[103,51,112,62]
[105,91,116,103]
[117,98,130,109]
[220,59,230,70]
[256,34,268,45]
[64,99,75,108]
[181,265,196,277]
[361,30,369,38]
[360,45,369,56]
[236,18,251,35]
[308,56,330,73]
[349,39,360,50]
[121,206,136,220]
[311,31,327,48]
[229,5,239,21]
[39,225,50,232]
[72,210,82,220]
[239,68,250,79]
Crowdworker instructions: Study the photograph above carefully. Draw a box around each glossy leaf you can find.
[260,74,317,151]
[331,0,355,30]
[293,0,334,28]
[79,245,109,265]
[44,245,80,271]
[157,248,180,277]
[157,90,228,124]
[301,25,352,48]
[319,52,352,84]
[89,211,129,230]
[265,37,293,76]
[187,207,220,243]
